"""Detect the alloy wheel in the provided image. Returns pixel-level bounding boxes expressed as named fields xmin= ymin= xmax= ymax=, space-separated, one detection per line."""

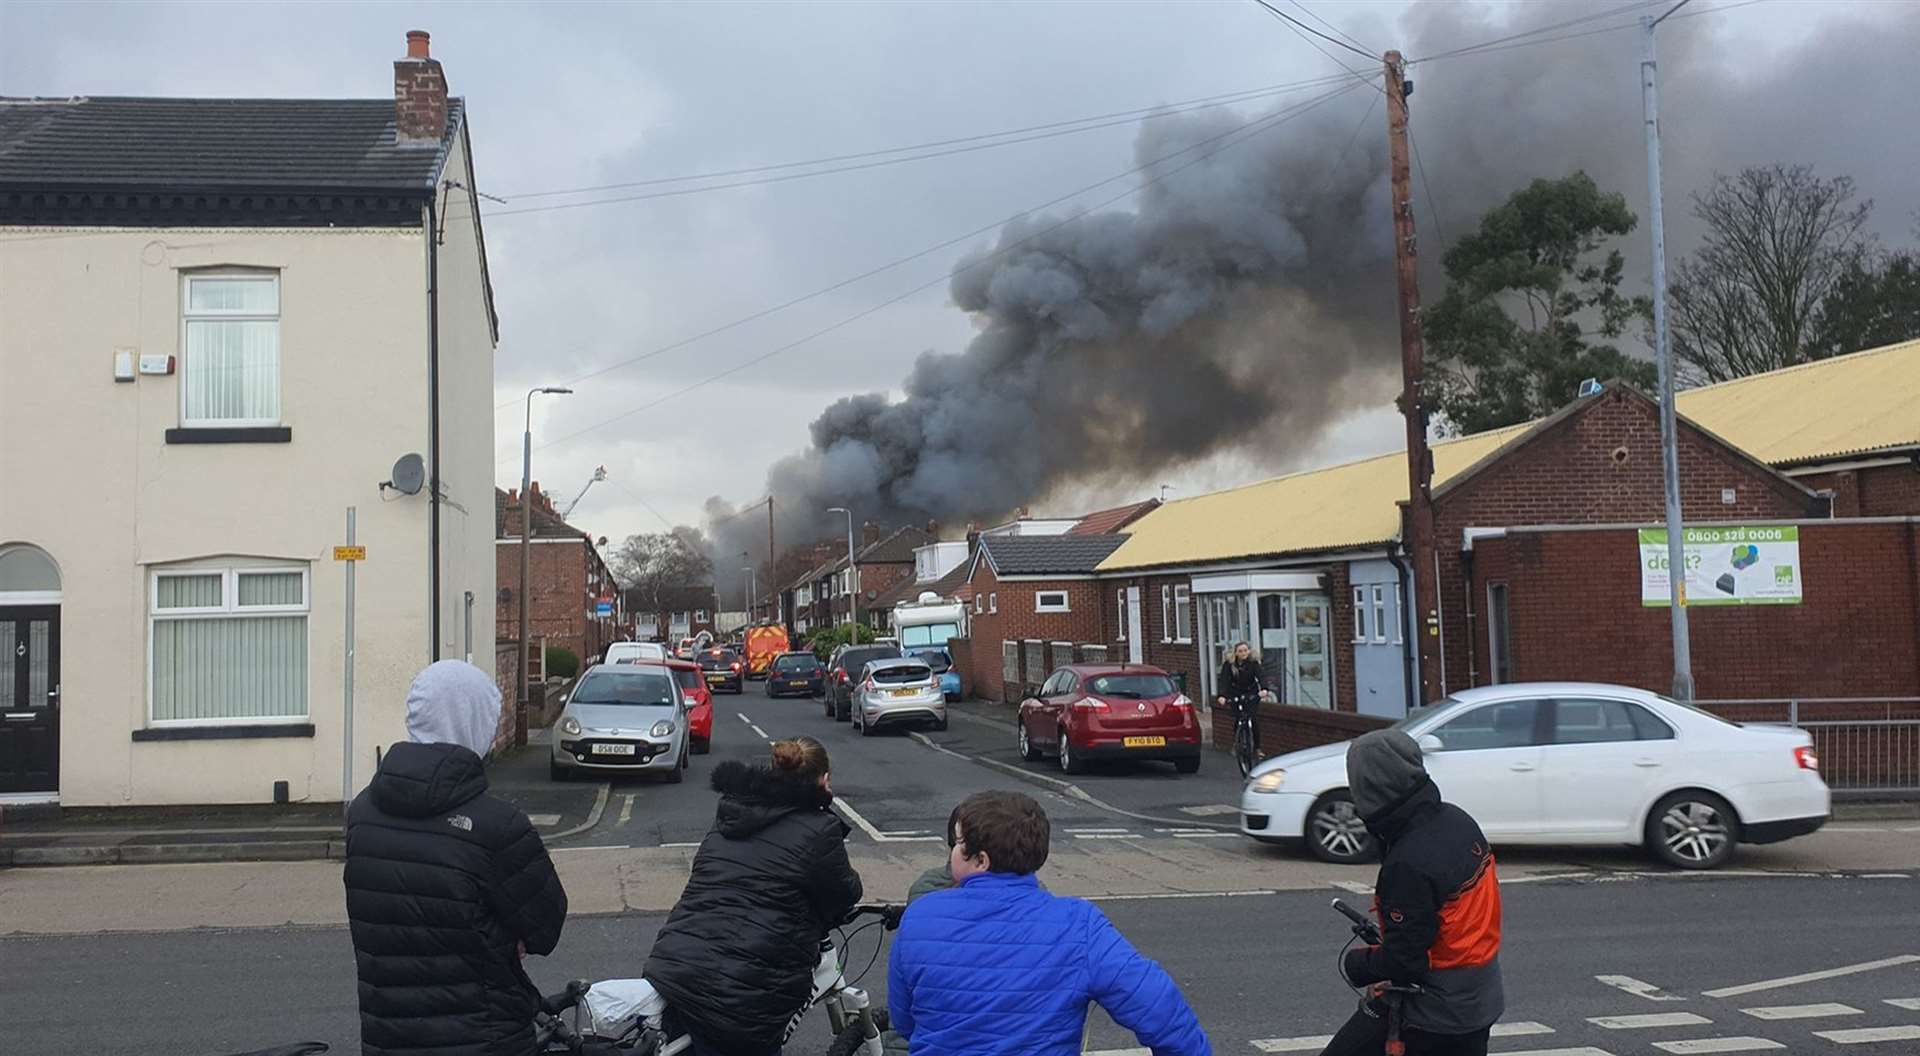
xmin=1310 ymin=797 xmax=1373 ymax=863
xmin=1660 ymin=800 xmax=1731 ymax=866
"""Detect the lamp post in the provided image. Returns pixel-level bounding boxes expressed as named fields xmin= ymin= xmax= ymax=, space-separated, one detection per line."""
xmin=519 ymin=385 xmax=572 ymax=746
xmin=741 ymin=559 xmax=758 ymax=627
xmin=827 ymin=506 xmax=855 ymax=635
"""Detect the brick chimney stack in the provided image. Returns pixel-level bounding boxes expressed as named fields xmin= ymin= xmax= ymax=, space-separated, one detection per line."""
xmin=394 ymin=30 xmax=448 ymax=144
xmin=861 ymin=521 xmax=882 ymax=548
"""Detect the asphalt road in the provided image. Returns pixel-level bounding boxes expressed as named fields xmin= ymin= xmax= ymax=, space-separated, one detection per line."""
xmin=6 ymin=873 xmax=1918 ymax=1055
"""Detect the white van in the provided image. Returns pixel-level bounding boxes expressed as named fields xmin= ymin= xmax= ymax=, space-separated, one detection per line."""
xmin=604 ymin=641 xmax=669 ymax=665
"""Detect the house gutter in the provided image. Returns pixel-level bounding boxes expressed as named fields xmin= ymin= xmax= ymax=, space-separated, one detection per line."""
xmin=1385 ymin=546 xmax=1418 ymax=716
xmin=426 ymin=194 xmax=442 ymax=661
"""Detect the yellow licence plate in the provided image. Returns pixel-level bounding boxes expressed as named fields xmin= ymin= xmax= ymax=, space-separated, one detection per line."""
xmin=1123 ymin=736 xmax=1166 ymax=748
xmin=889 ymin=688 xmax=920 ymax=698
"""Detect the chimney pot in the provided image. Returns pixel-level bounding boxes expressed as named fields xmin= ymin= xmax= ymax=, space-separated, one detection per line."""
xmin=394 ymin=31 xmax=448 ymax=143
xmin=406 ymin=30 xmax=431 ymax=59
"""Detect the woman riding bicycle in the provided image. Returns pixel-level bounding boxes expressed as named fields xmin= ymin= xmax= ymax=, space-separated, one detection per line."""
xmin=1216 ymin=642 xmax=1267 ymax=764
xmin=643 ymin=736 xmax=863 ymax=1056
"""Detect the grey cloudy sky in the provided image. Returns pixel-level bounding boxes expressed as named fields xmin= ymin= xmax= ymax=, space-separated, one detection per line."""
xmin=5 ymin=0 xmax=1914 ymax=572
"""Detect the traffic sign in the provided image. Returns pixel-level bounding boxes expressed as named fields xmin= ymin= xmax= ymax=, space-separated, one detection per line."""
xmin=333 ymin=546 xmax=367 ymax=561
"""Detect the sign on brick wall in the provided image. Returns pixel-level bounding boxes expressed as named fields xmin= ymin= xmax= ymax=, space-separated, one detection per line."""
xmin=1639 ymin=524 xmax=1802 ymax=606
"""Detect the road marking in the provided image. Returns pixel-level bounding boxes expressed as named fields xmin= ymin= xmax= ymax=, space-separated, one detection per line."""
xmin=1589 ymin=1013 xmax=1713 ymax=1030
xmin=832 ymin=797 xmax=943 ymax=843
xmin=1074 ymin=833 xmax=1142 ymax=840
xmin=1178 ymin=804 xmax=1240 ymax=816
xmin=1885 ymin=998 xmax=1920 ymax=1010
xmin=1498 ymin=1049 xmax=1615 ymax=1056
xmin=1085 ymin=1049 xmax=1149 ymax=1056
xmin=1250 ymin=1035 xmax=1331 ymax=1052
xmin=905 ymin=732 xmax=1238 ymax=831
xmin=1652 ymin=1040 xmax=1784 ymax=1054
xmin=1171 ymin=831 xmax=1238 ymax=839
xmin=550 ymin=844 xmax=631 ymax=853
xmin=661 ymin=841 xmax=702 ymax=848
xmin=1703 ymin=954 xmax=1920 ymax=998
xmin=1068 ymin=827 xmax=1130 ymax=834
xmin=1814 ymin=1026 xmax=1920 ymax=1044
xmin=1250 ymin=1021 xmax=1551 ymax=1052
xmin=1089 ymin=889 xmax=1276 ymax=902
xmin=736 ymin=712 xmax=753 ymax=724
xmin=1739 ymin=1002 xmax=1862 ymax=1020
xmin=542 ymin=783 xmax=611 ymax=842
xmin=1503 ymin=872 xmax=1602 ymax=885
xmin=1598 ymin=975 xmax=1686 ymax=1002
xmin=750 ymin=724 xmax=769 ymax=739
xmin=527 ymin=813 xmax=562 ymax=827
xmin=1495 ymin=1022 xmax=1557 ymax=1037
xmin=1330 ymin=880 xmax=1374 ymax=894
xmin=616 ymin=795 xmax=635 ymax=828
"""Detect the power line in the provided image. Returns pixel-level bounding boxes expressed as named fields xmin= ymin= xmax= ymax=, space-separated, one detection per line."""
xmin=1408 ymin=124 xmax=1448 ymax=249
xmin=1248 ymin=0 xmax=1378 ymax=64
xmin=491 ymin=75 xmax=1357 ymax=411
xmin=503 ymin=80 xmax=1365 ymax=465
xmin=1651 ymin=0 xmax=1696 ymax=26
xmin=1409 ymin=0 xmax=1665 ymax=64
xmin=1409 ymin=0 xmax=1766 ymax=66
xmin=1289 ymin=0 xmax=1376 ymax=55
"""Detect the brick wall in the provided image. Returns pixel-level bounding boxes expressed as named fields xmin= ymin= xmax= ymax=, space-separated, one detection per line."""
xmin=946 ymin=636 xmax=975 ymax=697
xmin=497 ymin=539 xmax=610 ymax=667
xmin=1798 ymin=463 xmax=1920 ymax=517
xmin=1470 ymin=521 xmax=1920 ymax=699
xmin=860 ymin=563 xmax=914 ymax=626
xmin=1430 ymin=388 xmax=1818 ymax=699
xmin=962 ymin=564 xmax=1105 ymax=701
xmin=490 ymin=641 xmax=520 ymax=757
xmin=1214 ymin=701 xmax=1390 ymax=757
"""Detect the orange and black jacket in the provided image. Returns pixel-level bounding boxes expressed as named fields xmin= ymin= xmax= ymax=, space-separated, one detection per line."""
xmin=1348 ymin=778 xmax=1506 ymax=1035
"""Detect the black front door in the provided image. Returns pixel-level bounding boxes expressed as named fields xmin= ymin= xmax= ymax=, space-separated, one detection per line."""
xmin=0 ymin=606 xmax=59 ymax=794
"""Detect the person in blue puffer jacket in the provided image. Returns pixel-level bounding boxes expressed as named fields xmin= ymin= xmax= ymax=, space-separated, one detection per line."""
xmin=887 ymin=790 xmax=1211 ymax=1056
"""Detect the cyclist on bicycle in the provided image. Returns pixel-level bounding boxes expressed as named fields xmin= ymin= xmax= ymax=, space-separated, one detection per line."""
xmin=1216 ymin=641 xmax=1267 ymax=754
xmin=643 ymin=736 xmax=863 ymax=1056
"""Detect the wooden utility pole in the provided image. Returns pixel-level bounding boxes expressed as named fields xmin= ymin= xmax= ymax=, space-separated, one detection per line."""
xmin=1385 ymin=50 xmax=1442 ymax=705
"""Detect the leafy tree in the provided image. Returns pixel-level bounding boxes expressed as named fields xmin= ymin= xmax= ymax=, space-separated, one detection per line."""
xmin=609 ymin=530 xmax=713 ymax=617
xmin=804 ymin=622 xmax=877 ymax=661
xmin=1669 ymin=165 xmax=1873 ymax=382
xmin=1423 ymin=171 xmax=1654 ymax=434
xmin=1806 ymin=250 xmax=1920 ymax=359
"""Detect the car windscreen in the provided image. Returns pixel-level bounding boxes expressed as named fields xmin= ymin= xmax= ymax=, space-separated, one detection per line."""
xmin=900 ymin=623 xmax=959 ymax=648
xmin=872 ymin=665 xmax=933 ymax=684
xmin=1086 ymin=673 xmax=1176 ymax=698
xmin=914 ymin=650 xmax=953 ymax=674
xmin=571 ymin=670 xmax=676 ymax=707
xmin=774 ymin=654 xmax=821 ymax=673
xmin=840 ymin=647 xmax=902 ymax=671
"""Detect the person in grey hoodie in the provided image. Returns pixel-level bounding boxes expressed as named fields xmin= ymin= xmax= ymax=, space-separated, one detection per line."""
xmin=343 ymin=660 xmax=568 ymax=1056
xmin=1321 ymin=729 xmax=1505 ymax=1056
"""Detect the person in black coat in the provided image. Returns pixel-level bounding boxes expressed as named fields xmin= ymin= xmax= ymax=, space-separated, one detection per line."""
xmin=343 ymin=660 xmax=568 ymax=1056
xmin=1216 ymin=641 xmax=1268 ymax=749
xmin=644 ymin=736 xmax=864 ymax=1056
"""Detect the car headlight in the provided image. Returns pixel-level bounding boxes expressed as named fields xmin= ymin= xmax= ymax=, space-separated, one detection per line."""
xmin=1250 ymin=770 xmax=1286 ymax=793
xmin=651 ymin=720 xmax=675 ymax=738
xmin=560 ymin=716 xmax=582 ymax=736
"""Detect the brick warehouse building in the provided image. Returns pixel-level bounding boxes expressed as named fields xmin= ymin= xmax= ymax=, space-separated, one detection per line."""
xmin=495 ymin=485 xmax=619 ymax=670
xmin=956 ymin=340 xmax=1920 ymax=758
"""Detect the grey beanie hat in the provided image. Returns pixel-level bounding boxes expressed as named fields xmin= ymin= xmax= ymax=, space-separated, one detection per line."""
xmin=1346 ymin=729 xmax=1428 ymax=820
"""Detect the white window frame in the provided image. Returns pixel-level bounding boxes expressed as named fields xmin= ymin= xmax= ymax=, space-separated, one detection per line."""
xmin=1035 ymin=590 xmax=1070 ymax=613
xmin=1160 ymin=585 xmax=1172 ymax=642
xmin=989 ymin=592 xmax=998 ymax=614
xmin=1371 ymin=585 xmax=1389 ymax=644
xmin=180 ymin=271 xmax=283 ymax=428
xmin=1394 ymin=583 xmax=1405 ymax=644
xmin=1115 ymin=588 xmax=1128 ymax=642
xmin=1173 ymin=584 xmax=1193 ymax=643
xmin=147 ymin=563 xmax=311 ymax=727
xmin=1351 ymin=585 xmax=1368 ymax=643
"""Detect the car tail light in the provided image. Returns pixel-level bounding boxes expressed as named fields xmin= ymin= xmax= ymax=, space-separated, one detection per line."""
xmin=1071 ymin=697 xmax=1108 ymax=712
xmin=1794 ymin=745 xmax=1820 ymax=771
xmin=1169 ymin=694 xmax=1193 ymax=711
xmin=732 ymin=662 xmax=742 ymax=672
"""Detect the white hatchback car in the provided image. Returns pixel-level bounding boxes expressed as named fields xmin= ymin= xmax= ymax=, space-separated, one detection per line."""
xmin=604 ymin=641 xmax=669 ymax=665
xmin=1241 ymin=683 xmax=1829 ymax=870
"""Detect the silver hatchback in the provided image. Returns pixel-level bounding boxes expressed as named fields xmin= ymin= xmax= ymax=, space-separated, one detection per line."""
xmin=852 ymin=658 xmax=948 ymax=736
xmin=550 ymin=664 xmax=690 ymax=782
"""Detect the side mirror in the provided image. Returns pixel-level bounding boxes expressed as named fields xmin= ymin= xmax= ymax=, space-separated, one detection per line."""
xmin=1417 ymin=734 xmax=1444 ymax=754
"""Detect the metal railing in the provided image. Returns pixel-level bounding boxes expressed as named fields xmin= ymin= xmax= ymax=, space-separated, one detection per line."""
xmin=1698 ymin=698 xmax=1920 ymax=795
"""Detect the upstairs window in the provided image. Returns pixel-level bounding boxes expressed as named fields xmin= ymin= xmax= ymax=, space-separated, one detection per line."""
xmin=182 ymin=274 xmax=281 ymax=427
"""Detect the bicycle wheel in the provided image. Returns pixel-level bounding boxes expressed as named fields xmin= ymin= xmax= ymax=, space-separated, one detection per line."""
xmin=1235 ymin=721 xmax=1258 ymax=777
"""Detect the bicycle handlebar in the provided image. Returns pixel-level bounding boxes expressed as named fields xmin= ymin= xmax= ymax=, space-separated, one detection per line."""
xmin=847 ymin=901 xmax=908 ymax=930
xmin=1331 ymin=898 xmax=1382 ymax=945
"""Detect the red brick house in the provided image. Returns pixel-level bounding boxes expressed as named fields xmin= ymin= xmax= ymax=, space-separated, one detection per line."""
xmin=496 ymin=485 xmax=619 ymax=669
xmin=626 ymin=584 xmax=718 ymax=643
xmin=958 ymin=534 xmax=1130 ymax=703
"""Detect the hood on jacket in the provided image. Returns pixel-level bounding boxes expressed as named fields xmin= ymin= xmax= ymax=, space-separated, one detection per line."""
xmin=406 ymin=660 xmax=502 ymax=757
xmin=370 ymin=740 xmax=489 ymax=818
xmin=709 ymin=759 xmax=832 ymax=838
xmin=1347 ymin=729 xmax=1429 ymax=820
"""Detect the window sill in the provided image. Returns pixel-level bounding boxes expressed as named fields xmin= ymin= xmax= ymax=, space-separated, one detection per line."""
xmin=165 ymin=427 xmax=292 ymax=445
xmin=133 ymin=723 xmax=314 ymax=742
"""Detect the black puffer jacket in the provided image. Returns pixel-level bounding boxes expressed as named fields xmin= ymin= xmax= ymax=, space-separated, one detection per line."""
xmin=644 ymin=760 xmax=864 ymax=1052
xmin=1217 ymin=657 xmax=1265 ymax=703
xmin=343 ymin=742 xmax=568 ymax=1056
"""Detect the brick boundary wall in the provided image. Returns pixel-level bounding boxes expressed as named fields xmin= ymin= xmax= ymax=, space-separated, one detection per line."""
xmin=1210 ymin=701 xmax=1390 ymax=757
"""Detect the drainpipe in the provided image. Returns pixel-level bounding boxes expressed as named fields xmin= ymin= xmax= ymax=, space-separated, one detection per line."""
xmin=1385 ymin=547 xmax=1417 ymax=716
xmin=1461 ymin=546 xmax=1477 ymax=688
xmin=426 ymin=195 xmax=443 ymax=661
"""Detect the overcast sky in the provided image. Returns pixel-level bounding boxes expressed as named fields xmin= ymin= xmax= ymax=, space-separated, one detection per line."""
xmin=5 ymin=0 xmax=1914 ymax=563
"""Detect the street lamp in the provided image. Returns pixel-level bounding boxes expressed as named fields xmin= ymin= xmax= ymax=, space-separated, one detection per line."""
xmin=518 ymin=385 xmax=572 ymax=747
xmin=741 ymin=556 xmax=757 ymax=627
xmin=827 ymin=506 xmax=856 ymax=636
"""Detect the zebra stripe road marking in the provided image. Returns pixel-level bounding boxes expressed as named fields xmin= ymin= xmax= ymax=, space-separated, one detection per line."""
xmin=1813 ymin=1026 xmax=1920 ymax=1044
xmin=1596 ymin=974 xmax=1685 ymax=1001
xmin=1588 ymin=1013 xmax=1713 ymax=1030
xmin=1885 ymin=998 xmax=1920 ymax=1010
xmin=1651 ymin=1039 xmax=1785 ymax=1054
xmin=1739 ymin=1002 xmax=1862 ymax=1020
xmin=1703 ymin=954 xmax=1920 ymax=998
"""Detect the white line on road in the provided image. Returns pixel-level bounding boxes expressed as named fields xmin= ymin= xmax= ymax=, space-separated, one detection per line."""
xmin=905 ymin=731 xmax=1238 ymax=831
xmin=1249 ymin=1034 xmax=1331 ymax=1052
xmin=1494 ymin=1022 xmax=1557 ymax=1038
xmin=1088 ymin=889 xmax=1277 ymax=902
xmin=1170 ymin=831 xmax=1238 ymax=839
xmin=1597 ymin=974 xmax=1686 ymax=1002
xmin=616 ymin=794 xmax=635 ymax=828
xmin=550 ymin=844 xmax=631 ymax=853
xmin=1178 ymin=804 xmax=1240 ymax=816
xmin=736 ymin=712 xmax=753 ymax=724
xmin=1503 ymin=872 xmax=1603 ymax=885
xmin=661 ymin=841 xmax=702 ymax=848
xmin=833 ymin=797 xmax=944 ymax=843
xmin=750 ymin=724 xmax=769 ymax=739
xmin=1589 ymin=1013 xmax=1713 ymax=1030
xmin=1074 ymin=833 xmax=1142 ymax=840
xmin=543 ymin=782 xmax=610 ymax=842
xmin=1739 ymin=1002 xmax=1862 ymax=1020
xmin=1330 ymin=880 xmax=1374 ymax=894
xmin=1068 ymin=827 xmax=1130 ymax=834
xmin=1885 ymin=998 xmax=1920 ymax=1010
xmin=527 ymin=813 xmax=562 ymax=827
xmin=1813 ymin=1026 xmax=1920 ymax=1045
xmin=1652 ymin=1039 xmax=1784 ymax=1054
xmin=1498 ymin=1049 xmax=1616 ymax=1056
xmin=1703 ymin=954 xmax=1920 ymax=998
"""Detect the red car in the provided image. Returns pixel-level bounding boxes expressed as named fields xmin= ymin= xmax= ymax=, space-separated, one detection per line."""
xmin=1017 ymin=663 xmax=1200 ymax=775
xmin=639 ymin=658 xmax=714 ymax=754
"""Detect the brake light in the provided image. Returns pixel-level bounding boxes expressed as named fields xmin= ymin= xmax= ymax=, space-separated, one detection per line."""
xmin=837 ymin=670 xmax=848 ymax=682
xmin=732 ymin=662 xmax=742 ymax=672
xmin=1169 ymin=694 xmax=1193 ymax=711
xmin=1071 ymin=697 xmax=1108 ymax=712
xmin=1794 ymin=745 xmax=1820 ymax=771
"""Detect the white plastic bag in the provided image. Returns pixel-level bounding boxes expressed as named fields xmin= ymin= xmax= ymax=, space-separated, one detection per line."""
xmin=581 ymin=977 xmax=666 ymax=1037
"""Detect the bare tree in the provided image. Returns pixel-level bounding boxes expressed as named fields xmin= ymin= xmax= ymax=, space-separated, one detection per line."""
xmin=1669 ymin=165 xmax=1873 ymax=383
xmin=610 ymin=530 xmax=714 ymax=618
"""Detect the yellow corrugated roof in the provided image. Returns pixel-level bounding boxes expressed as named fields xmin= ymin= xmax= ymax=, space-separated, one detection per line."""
xmin=1669 ymin=338 xmax=1920 ymax=465
xmin=1099 ymin=338 xmax=1920 ymax=572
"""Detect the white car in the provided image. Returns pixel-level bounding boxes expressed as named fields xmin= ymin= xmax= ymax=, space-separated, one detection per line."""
xmin=605 ymin=641 xmax=668 ymax=665
xmin=1241 ymin=682 xmax=1829 ymax=870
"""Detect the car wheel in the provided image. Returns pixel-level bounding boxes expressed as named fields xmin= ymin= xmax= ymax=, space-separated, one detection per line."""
xmin=1058 ymin=728 xmax=1086 ymax=775
xmin=859 ymin=710 xmax=877 ymax=737
xmin=666 ymin=746 xmax=686 ymax=784
xmin=1174 ymin=756 xmax=1200 ymax=775
xmin=1306 ymin=791 xmax=1376 ymax=864
xmin=836 ymin=698 xmax=851 ymax=722
xmin=932 ymin=715 xmax=948 ymax=732
xmin=1648 ymin=790 xmax=1739 ymax=870
xmin=692 ymin=736 xmax=710 ymax=755
xmin=549 ymin=759 xmax=569 ymax=782
xmin=1019 ymin=722 xmax=1041 ymax=761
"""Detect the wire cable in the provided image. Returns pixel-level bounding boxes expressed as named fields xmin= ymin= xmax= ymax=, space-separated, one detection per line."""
xmin=1249 ymin=0 xmax=1378 ymax=63
xmin=1408 ymin=123 xmax=1448 ymax=249
xmin=1409 ymin=0 xmax=1765 ymax=66
xmin=1290 ymin=0 xmax=1376 ymax=55
xmin=1409 ymin=0 xmax=1664 ymax=63
xmin=502 ymin=80 xmax=1364 ymax=464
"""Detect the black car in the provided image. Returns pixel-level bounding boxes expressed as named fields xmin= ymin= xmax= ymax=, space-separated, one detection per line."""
xmin=766 ymin=651 xmax=826 ymax=699
xmin=824 ymin=643 xmax=904 ymax=721
xmin=698 ymin=648 xmax=745 ymax=694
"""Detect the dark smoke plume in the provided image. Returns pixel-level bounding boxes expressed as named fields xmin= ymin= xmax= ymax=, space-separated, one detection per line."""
xmin=716 ymin=0 xmax=1919 ymax=567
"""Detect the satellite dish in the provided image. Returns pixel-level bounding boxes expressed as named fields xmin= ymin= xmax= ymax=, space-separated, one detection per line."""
xmin=387 ymin=453 xmax=426 ymax=495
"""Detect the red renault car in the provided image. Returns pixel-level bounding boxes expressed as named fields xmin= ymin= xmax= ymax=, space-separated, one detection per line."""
xmin=1017 ymin=663 xmax=1200 ymax=775
xmin=638 ymin=658 xmax=714 ymax=754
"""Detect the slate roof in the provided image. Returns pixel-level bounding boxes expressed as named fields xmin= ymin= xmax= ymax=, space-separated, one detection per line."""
xmin=857 ymin=526 xmax=932 ymax=565
xmin=977 ymin=534 xmax=1129 ymax=576
xmin=0 ymin=96 xmax=463 ymax=191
